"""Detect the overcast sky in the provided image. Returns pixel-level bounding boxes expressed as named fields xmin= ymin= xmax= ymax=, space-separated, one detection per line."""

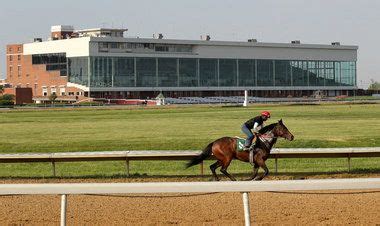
xmin=1 ymin=0 xmax=379 ymax=88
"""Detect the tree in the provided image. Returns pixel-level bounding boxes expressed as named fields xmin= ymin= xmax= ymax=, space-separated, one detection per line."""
xmin=0 ymin=85 xmax=3 ymax=95
xmin=0 ymin=94 xmax=14 ymax=106
xmin=49 ymin=93 xmax=58 ymax=104
xmin=368 ymin=79 xmax=380 ymax=90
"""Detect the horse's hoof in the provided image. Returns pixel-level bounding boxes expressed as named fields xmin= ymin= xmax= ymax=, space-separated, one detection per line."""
xmin=254 ymin=177 xmax=263 ymax=181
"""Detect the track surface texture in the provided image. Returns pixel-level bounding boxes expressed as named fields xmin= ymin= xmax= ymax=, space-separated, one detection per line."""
xmin=0 ymin=174 xmax=379 ymax=225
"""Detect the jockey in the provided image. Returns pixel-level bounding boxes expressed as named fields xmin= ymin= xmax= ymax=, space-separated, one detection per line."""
xmin=241 ymin=111 xmax=271 ymax=151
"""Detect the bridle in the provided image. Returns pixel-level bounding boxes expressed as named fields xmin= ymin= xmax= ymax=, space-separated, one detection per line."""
xmin=258 ymin=124 xmax=290 ymax=149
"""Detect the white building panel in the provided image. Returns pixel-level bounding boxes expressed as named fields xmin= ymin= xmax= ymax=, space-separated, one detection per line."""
xmin=192 ymin=45 xmax=357 ymax=61
xmin=23 ymin=37 xmax=91 ymax=57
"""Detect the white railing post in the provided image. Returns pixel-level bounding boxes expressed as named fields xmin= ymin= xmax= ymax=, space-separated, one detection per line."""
xmin=242 ymin=192 xmax=251 ymax=226
xmin=61 ymin=194 xmax=67 ymax=226
xmin=243 ymin=90 xmax=248 ymax=107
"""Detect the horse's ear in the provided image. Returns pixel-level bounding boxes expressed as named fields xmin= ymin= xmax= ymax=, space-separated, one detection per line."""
xmin=279 ymin=119 xmax=283 ymax=124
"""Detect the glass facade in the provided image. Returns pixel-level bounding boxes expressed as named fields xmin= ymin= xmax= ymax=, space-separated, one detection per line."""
xmin=179 ymin=58 xmax=197 ymax=87
xmin=67 ymin=57 xmax=88 ymax=85
xmin=199 ymin=59 xmax=218 ymax=86
xmin=68 ymin=57 xmax=356 ymax=88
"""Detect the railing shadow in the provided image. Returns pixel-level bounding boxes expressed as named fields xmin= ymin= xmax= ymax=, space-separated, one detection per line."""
xmin=0 ymin=168 xmax=379 ymax=181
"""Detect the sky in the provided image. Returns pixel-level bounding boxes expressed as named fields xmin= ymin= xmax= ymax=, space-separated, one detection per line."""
xmin=0 ymin=0 xmax=379 ymax=88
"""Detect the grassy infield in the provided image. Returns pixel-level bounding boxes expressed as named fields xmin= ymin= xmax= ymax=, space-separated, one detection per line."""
xmin=0 ymin=102 xmax=379 ymax=179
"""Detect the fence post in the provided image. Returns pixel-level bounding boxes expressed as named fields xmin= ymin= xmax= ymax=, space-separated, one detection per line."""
xmin=242 ymin=192 xmax=251 ymax=226
xmin=52 ymin=161 xmax=56 ymax=177
xmin=347 ymin=154 xmax=351 ymax=173
xmin=125 ymin=158 xmax=130 ymax=177
xmin=60 ymin=194 xmax=67 ymax=226
xmin=275 ymin=158 xmax=278 ymax=174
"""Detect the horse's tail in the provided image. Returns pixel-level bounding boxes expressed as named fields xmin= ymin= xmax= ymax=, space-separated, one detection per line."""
xmin=186 ymin=142 xmax=214 ymax=168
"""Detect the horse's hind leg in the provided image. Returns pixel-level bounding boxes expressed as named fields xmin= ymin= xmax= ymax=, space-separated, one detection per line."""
xmin=210 ymin=161 xmax=221 ymax=181
xmin=220 ymin=159 xmax=236 ymax=181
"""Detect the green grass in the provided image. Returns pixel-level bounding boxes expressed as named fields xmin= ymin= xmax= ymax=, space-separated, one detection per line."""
xmin=0 ymin=103 xmax=379 ymax=178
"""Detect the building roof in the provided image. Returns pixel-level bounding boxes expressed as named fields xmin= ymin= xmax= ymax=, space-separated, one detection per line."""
xmin=76 ymin=28 xmax=128 ymax=32
xmin=91 ymin=36 xmax=358 ymax=50
xmin=51 ymin=25 xmax=74 ymax=32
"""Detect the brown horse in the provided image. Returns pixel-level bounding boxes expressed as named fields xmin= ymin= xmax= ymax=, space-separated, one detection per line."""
xmin=186 ymin=119 xmax=294 ymax=181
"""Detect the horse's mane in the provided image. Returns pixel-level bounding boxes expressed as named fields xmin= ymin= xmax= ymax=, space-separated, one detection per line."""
xmin=259 ymin=122 xmax=277 ymax=134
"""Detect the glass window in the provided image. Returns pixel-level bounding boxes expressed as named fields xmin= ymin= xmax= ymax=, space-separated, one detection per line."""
xmin=136 ymin=58 xmax=156 ymax=87
xmin=155 ymin=46 xmax=169 ymax=52
xmin=114 ymin=58 xmax=135 ymax=87
xmin=341 ymin=61 xmax=356 ymax=86
xmin=68 ymin=57 xmax=88 ymax=86
xmin=110 ymin=43 xmax=118 ymax=48
xmin=17 ymin=66 xmax=21 ymax=77
xmin=274 ymin=60 xmax=291 ymax=86
xmin=238 ymin=59 xmax=255 ymax=87
xmin=291 ymin=61 xmax=307 ymax=86
xmin=325 ymin=61 xmax=335 ymax=86
xmin=334 ymin=62 xmax=341 ymax=86
xmin=32 ymin=53 xmax=67 ymax=76
xmin=158 ymin=58 xmax=177 ymax=87
xmin=316 ymin=61 xmax=325 ymax=86
xmin=257 ymin=60 xmax=273 ymax=86
xmin=219 ymin=59 xmax=237 ymax=86
xmin=179 ymin=58 xmax=197 ymax=87
xmin=199 ymin=59 xmax=217 ymax=86
xmin=308 ymin=61 xmax=318 ymax=86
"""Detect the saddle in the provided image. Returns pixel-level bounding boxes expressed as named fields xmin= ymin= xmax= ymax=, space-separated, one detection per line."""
xmin=236 ymin=137 xmax=257 ymax=152
xmin=236 ymin=136 xmax=258 ymax=166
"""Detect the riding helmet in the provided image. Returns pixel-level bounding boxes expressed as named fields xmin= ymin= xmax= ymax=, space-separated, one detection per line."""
xmin=261 ymin=111 xmax=271 ymax=118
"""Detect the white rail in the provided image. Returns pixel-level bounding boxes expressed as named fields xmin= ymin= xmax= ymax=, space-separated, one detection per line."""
xmin=0 ymin=178 xmax=379 ymax=226
xmin=0 ymin=148 xmax=379 ymax=176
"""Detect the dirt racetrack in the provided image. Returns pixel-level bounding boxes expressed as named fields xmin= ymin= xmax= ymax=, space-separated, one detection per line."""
xmin=0 ymin=174 xmax=379 ymax=225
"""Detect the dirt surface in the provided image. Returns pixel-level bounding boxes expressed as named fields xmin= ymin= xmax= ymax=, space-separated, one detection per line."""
xmin=0 ymin=174 xmax=379 ymax=225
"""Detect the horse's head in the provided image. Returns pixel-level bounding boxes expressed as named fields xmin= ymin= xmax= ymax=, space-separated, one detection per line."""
xmin=274 ymin=119 xmax=294 ymax=141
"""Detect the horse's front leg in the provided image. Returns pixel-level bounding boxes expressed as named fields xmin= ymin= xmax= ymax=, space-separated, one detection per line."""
xmin=255 ymin=164 xmax=269 ymax=181
xmin=220 ymin=168 xmax=236 ymax=181
xmin=247 ymin=164 xmax=259 ymax=180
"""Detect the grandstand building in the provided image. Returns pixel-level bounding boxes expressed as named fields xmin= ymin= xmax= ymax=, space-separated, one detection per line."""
xmin=6 ymin=25 xmax=357 ymax=101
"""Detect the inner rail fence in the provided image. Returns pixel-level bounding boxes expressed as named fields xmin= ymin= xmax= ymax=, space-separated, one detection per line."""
xmin=0 ymin=147 xmax=379 ymax=177
xmin=0 ymin=178 xmax=379 ymax=226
